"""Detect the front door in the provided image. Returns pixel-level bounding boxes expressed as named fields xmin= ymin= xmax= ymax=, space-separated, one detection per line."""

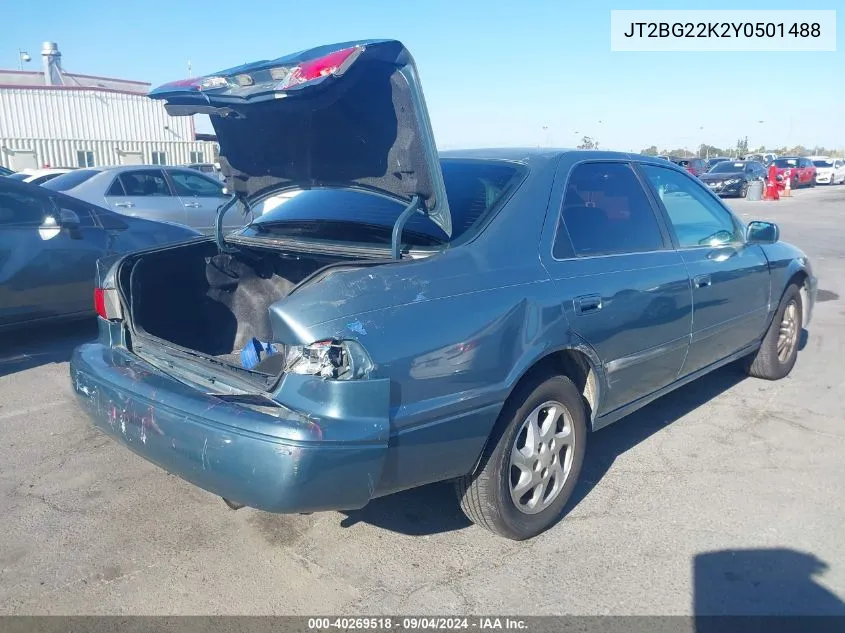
xmin=0 ymin=185 xmax=107 ymax=326
xmin=166 ymin=168 xmax=246 ymax=235
xmin=541 ymin=159 xmax=693 ymax=415
xmin=104 ymin=169 xmax=186 ymax=227
xmin=638 ymin=163 xmax=770 ymax=377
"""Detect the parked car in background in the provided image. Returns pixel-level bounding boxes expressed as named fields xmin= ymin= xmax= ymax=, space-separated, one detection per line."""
xmin=808 ymin=156 xmax=845 ymax=185
xmin=69 ymin=39 xmax=817 ymax=541
xmin=771 ymin=157 xmax=817 ymax=189
xmin=0 ymin=178 xmax=200 ymax=331
xmin=745 ymin=153 xmax=778 ymax=166
xmin=188 ymin=162 xmax=225 ymax=183
xmin=41 ymin=165 xmax=250 ymax=235
xmin=699 ymin=160 xmax=768 ymax=198
xmin=0 ymin=166 xmax=14 ymax=177
xmin=706 ymin=157 xmax=731 ymax=169
xmin=670 ymin=157 xmax=708 ymax=177
xmin=6 ymin=168 xmax=75 ymax=186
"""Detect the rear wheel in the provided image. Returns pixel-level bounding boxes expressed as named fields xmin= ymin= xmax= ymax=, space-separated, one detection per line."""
xmin=744 ymin=283 xmax=803 ymax=380
xmin=809 ymin=176 xmax=816 ymax=188
xmin=455 ymin=372 xmax=587 ymax=540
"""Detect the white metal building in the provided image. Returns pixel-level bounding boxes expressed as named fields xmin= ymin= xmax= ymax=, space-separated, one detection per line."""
xmin=0 ymin=42 xmax=217 ymax=171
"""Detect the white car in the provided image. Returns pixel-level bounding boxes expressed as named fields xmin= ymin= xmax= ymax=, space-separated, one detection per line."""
xmin=6 ymin=168 xmax=75 ymax=186
xmin=809 ymin=156 xmax=845 ymax=185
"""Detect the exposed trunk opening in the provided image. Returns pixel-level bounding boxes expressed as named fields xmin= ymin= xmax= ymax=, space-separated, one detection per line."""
xmin=120 ymin=240 xmax=374 ymax=383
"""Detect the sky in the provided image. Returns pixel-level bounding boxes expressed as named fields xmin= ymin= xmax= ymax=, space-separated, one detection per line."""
xmin=4 ymin=0 xmax=843 ymax=153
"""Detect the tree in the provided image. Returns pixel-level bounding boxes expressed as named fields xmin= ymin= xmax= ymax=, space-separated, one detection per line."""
xmin=736 ymin=136 xmax=749 ymax=156
xmin=640 ymin=145 xmax=658 ymax=156
xmin=577 ymin=136 xmax=598 ymax=150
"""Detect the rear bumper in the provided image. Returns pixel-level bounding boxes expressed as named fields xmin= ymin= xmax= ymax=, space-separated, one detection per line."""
xmin=69 ymin=342 xmax=390 ymax=513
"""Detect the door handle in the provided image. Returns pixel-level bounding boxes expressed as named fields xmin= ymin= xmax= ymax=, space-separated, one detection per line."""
xmin=183 ymin=202 xmax=201 ymax=208
xmin=574 ymin=294 xmax=602 ymax=315
xmin=113 ymin=202 xmax=135 ymax=208
xmin=694 ymin=274 xmax=712 ymax=288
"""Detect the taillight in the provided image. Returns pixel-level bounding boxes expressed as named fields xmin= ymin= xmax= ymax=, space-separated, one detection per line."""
xmin=94 ymin=287 xmax=122 ymax=321
xmin=276 ymin=46 xmax=364 ymax=90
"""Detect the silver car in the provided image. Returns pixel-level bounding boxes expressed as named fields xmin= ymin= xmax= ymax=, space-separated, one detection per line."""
xmin=41 ymin=165 xmax=249 ymax=234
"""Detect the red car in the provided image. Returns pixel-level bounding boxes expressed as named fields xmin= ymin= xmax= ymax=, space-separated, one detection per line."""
xmin=670 ymin=157 xmax=708 ymax=177
xmin=771 ymin=157 xmax=817 ymax=189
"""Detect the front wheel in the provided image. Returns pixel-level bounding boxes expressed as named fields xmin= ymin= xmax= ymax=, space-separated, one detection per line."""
xmin=744 ymin=283 xmax=803 ymax=380
xmin=739 ymin=182 xmax=749 ymax=198
xmin=455 ymin=372 xmax=587 ymax=540
xmin=809 ymin=177 xmax=816 ymax=188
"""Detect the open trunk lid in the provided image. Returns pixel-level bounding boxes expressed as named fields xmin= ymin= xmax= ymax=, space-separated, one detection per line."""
xmin=148 ymin=39 xmax=452 ymax=237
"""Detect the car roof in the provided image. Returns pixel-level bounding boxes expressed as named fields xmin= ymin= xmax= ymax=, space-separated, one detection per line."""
xmin=438 ymin=148 xmax=676 ymax=167
xmin=80 ymin=164 xmax=202 ymax=174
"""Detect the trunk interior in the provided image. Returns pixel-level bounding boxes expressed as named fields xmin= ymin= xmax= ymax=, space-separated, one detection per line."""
xmin=122 ymin=240 xmax=367 ymax=372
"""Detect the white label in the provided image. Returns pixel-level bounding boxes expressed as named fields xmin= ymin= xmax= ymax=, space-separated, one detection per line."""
xmin=610 ymin=10 xmax=836 ymax=52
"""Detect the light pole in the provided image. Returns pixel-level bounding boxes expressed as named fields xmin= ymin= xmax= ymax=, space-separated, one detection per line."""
xmin=17 ymin=49 xmax=31 ymax=71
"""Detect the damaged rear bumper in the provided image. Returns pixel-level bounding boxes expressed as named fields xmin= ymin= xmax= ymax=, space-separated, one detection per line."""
xmin=69 ymin=342 xmax=390 ymax=514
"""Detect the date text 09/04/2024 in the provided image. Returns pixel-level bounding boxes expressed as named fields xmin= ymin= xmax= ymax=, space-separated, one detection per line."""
xmin=307 ymin=618 xmax=528 ymax=631
xmin=623 ymin=22 xmax=821 ymax=39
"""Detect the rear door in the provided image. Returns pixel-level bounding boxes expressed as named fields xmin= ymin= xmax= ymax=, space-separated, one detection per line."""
xmin=165 ymin=168 xmax=246 ymax=234
xmin=540 ymin=159 xmax=693 ymax=415
xmin=638 ymin=163 xmax=770 ymax=376
xmin=104 ymin=169 xmax=186 ymax=227
xmin=0 ymin=183 xmax=108 ymax=326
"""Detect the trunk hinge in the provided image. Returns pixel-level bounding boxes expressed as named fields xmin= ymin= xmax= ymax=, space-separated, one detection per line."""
xmin=391 ymin=195 xmax=422 ymax=260
xmin=215 ymin=194 xmax=246 ymax=253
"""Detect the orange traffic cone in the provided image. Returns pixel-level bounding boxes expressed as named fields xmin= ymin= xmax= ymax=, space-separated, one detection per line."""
xmin=783 ymin=176 xmax=792 ymax=197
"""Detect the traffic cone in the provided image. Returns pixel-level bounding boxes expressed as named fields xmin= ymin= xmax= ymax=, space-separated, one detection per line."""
xmin=784 ymin=176 xmax=792 ymax=197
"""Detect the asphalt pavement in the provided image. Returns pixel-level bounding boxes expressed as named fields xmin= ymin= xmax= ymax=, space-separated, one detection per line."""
xmin=1 ymin=185 xmax=844 ymax=616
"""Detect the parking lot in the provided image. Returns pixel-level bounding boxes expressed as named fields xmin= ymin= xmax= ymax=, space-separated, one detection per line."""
xmin=1 ymin=185 xmax=843 ymax=616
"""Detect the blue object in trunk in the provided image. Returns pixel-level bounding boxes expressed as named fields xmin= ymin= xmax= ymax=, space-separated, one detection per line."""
xmin=241 ymin=338 xmax=278 ymax=370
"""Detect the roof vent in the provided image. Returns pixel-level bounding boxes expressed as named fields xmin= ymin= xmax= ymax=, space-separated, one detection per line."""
xmin=41 ymin=42 xmax=64 ymax=86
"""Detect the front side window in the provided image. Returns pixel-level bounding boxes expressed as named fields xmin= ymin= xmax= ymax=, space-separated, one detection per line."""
xmin=640 ymin=164 xmax=742 ymax=248
xmin=555 ymin=162 xmax=665 ymax=257
xmin=51 ymin=196 xmax=97 ymax=227
xmin=0 ymin=188 xmax=50 ymax=227
xmin=115 ymin=170 xmax=172 ymax=197
xmin=169 ymin=170 xmax=223 ymax=197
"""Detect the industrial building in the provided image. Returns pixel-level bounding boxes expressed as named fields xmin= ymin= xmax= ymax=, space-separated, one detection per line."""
xmin=0 ymin=42 xmax=217 ymax=171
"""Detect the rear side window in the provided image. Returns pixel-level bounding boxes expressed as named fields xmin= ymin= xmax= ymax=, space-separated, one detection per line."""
xmin=555 ymin=162 xmax=665 ymax=257
xmin=40 ymin=169 xmax=98 ymax=192
xmin=116 ymin=170 xmax=172 ymax=197
xmin=168 ymin=170 xmax=224 ymax=197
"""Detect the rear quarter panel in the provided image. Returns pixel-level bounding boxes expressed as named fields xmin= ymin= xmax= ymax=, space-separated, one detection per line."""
xmin=266 ymin=157 xmax=597 ymax=496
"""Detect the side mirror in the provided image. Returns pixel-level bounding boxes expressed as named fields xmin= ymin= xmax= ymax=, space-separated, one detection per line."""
xmin=59 ymin=208 xmax=81 ymax=229
xmin=747 ymin=221 xmax=779 ymax=244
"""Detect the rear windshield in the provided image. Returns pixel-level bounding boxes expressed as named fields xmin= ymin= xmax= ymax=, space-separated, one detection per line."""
xmin=41 ymin=169 xmax=99 ymax=191
xmin=242 ymin=160 xmax=525 ymax=248
xmin=773 ymin=159 xmax=799 ymax=168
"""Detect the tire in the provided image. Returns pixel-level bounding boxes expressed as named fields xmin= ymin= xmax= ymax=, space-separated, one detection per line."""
xmin=792 ymin=177 xmax=799 ymax=190
xmin=809 ymin=176 xmax=816 ymax=188
xmin=744 ymin=283 xmax=803 ymax=380
xmin=739 ymin=182 xmax=749 ymax=198
xmin=455 ymin=372 xmax=587 ymax=540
